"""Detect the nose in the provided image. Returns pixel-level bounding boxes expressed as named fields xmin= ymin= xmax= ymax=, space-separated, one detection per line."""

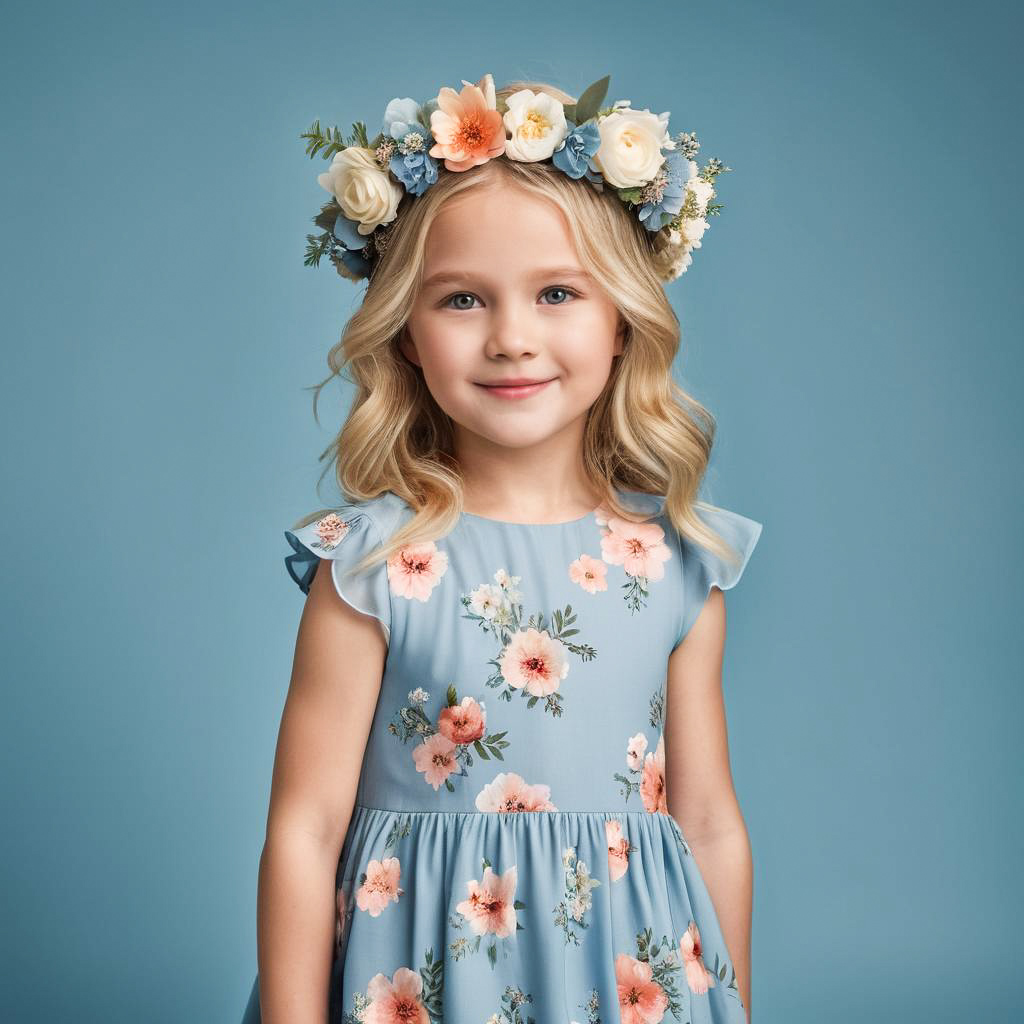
xmin=484 ymin=299 xmax=538 ymax=360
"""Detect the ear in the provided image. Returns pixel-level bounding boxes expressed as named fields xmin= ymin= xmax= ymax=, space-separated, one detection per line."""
xmin=397 ymin=326 xmax=421 ymax=367
xmin=613 ymin=315 xmax=628 ymax=356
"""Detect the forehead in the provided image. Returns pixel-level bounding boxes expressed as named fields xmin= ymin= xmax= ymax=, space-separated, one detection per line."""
xmin=421 ymin=187 xmax=585 ymax=281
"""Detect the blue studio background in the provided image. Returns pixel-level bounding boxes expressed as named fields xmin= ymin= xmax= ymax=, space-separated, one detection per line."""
xmin=3 ymin=2 xmax=1020 ymax=1021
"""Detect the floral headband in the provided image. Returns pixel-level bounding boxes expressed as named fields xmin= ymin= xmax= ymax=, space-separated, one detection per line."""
xmin=301 ymin=73 xmax=730 ymax=284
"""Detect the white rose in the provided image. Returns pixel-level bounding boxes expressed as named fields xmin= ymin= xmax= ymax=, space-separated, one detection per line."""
xmin=317 ymin=147 xmax=403 ymax=235
xmin=593 ymin=106 xmax=672 ymax=189
xmin=680 ymin=216 xmax=709 ymax=248
xmin=502 ymin=89 xmax=568 ymax=162
xmin=686 ymin=177 xmax=714 ymax=217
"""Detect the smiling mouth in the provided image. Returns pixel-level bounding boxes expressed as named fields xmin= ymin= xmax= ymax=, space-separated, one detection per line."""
xmin=474 ymin=378 xmax=556 ymax=399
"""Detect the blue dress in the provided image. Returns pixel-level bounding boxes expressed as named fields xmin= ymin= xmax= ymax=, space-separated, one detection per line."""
xmin=241 ymin=488 xmax=762 ymax=1024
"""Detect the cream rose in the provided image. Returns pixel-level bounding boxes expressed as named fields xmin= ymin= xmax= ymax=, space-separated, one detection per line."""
xmin=502 ymin=89 xmax=568 ymax=162
xmin=592 ymin=106 xmax=672 ymax=189
xmin=317 ymin=147 xmax=402 ymax=235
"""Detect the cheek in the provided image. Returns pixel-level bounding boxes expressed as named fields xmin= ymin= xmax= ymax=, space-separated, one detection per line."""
xmin=555 ymin=312 xmax=619 ymax=375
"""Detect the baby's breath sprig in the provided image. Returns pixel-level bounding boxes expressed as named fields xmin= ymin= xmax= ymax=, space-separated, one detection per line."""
xmin=674 ymin=130 xmax=700 ymax=160
xmin=699 ymin=156 xmax=731 ymax=184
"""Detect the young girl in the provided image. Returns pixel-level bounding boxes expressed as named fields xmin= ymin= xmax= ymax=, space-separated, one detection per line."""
xmin=241 ymin=73 xmax=762 ymax=1024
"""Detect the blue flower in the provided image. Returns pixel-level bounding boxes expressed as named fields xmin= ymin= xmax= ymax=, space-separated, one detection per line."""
xmin=637 ymin=149 xmax=688 ymax=233
xmin=551 ymin=121 xmax=601 ymax=180
xmin=333 ymin=213 xmax=374 ymax=278
xmin=382 ymin=97 xmax=439 ymax=197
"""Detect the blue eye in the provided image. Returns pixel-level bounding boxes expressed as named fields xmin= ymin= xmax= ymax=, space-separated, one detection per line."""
xmin=442 ymin=286 xmax=580 ymax=310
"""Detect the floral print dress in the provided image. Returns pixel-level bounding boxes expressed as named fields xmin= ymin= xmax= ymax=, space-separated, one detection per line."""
xmin=240 ymin=489 xmax=762 ymax=1024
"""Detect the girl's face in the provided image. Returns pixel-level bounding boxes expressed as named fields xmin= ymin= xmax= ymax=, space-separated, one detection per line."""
xmin=400 ymin=185 xmax=626 ymax=452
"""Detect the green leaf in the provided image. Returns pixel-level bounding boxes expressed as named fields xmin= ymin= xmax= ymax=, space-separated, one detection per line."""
xmin=447 ymin=683 xmax=457 ymax=706
xmin=574 ymin=75 xmax=611 ymax=124
xmin=474 ymin=739 xmax=489 ymax=760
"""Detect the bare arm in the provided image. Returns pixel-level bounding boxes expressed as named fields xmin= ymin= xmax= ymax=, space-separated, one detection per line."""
xmin=256 ymin=557 xmax=387 ymax=1024
xmin=665 ymin=586 xmax=753 ymax=1020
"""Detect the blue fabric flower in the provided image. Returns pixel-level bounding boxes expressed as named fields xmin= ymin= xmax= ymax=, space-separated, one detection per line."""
xmin=333 ymin=213 xmax=374 ymax=278
xmin=551 ymin=121 xmax=601 ymax=180
xmin=637 ymin=148 xmax=688 ymax=233
xmin=382 ymin=97 xmax=439 ymax=197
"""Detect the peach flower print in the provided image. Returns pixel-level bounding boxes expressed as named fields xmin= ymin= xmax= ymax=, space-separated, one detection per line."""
xmin=605 ymin=819 xmax=632 ymax=882
xmin=680 ymin=921 xmax=717 ymax=995
xmin=600 ymin=516 xmax=672 ymax=580
xmin=640 ymin=733 xmax=668 ymax=814
xmin=355 ymin=856 xmax=403 ymax=917
xmin=569 ymin=553 xmax=608 ymax=594
xmin=312 ymin=512 xmax=350 ymax=550
xmin=615 ymin=952 xmax=670 ymax=1024
xmin=386 ymin=540 xmax=449 ymax=602
xmin=364 ymin=966 xmax=429 ymax=1024
xmin=411 ymin=731 xmax=459 ymax=790
xmin=455 ymin=863 xmax=519 ymax=938
xmin=598 ymin=510 xmax=673 ymax=612
xmin=626 ymin=732 xmax=649 ymax=771
xmin=499 ymin=626 xmax=570 ymax=697
xmin=438 ymin=695 xmax=487 ymax=745
xmin=428 ymin=72 xmax=507 ymax=172
xmin=475 ymin=770 xmax=558 ymax=812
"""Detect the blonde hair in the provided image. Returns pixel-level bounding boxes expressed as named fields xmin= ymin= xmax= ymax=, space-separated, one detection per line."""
xmin=297 ymin=79 xmax=741 ymax=575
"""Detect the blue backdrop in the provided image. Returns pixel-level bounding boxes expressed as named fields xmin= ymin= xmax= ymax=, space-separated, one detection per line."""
xmin=3 ymin=1 xmax=1020 ymax=1021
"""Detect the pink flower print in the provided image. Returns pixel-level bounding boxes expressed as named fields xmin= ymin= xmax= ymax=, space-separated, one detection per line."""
xmin=605 ymin=820 xmax=631 ymax=882
xmin=475 ymin=770 xmax=558 ymax=812
xmin=313 ymin=512 xmax=350 ymax=550
xmin=386 ymin=540 xmax=449 ymax=602
xmin=569 ymin=553 xmax=608 ymax=594
xmin=499 ymin=627 xmax=569 ymax=697
xmin=600 ymin=516 xmax=672 ymax=582
xmin=679 ymin=921 xmax=717 ymax=995
xmin=428 ymin=72 xmax=507 ymax=172
xmin=455 ymin=863 xmax=519 ymax=938
xmin=640 ymin=733 xmax=668 ymax=814
xmin=438 ymin=695 xmax=487 ymax=745
xmin=615 ymin=952 xmax=670 ymax=1023
xmin=412 ymin=731 xmax=459 ymax=790
xmin=626 ymin=732 xmax=649 ymax=771
xmin=364 ymin=966 xmax=430 ymax=1024
xmin=355 ymin=856 xmax=403 ymax=917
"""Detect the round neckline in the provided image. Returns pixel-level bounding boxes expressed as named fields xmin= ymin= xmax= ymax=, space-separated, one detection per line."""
xmin=460 ymin=502 xmax=602 ymax=527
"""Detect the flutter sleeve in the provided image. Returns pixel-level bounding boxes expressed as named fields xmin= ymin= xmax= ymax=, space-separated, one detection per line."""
xmin=673 ymin=503 xmax=763 ymax=648
xmin=283 ymin=503 xmax=393 ymax=642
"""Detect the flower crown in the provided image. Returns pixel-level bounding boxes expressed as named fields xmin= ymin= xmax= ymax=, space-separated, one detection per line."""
xmin=302 ymin=73 xmax=730 ymax=285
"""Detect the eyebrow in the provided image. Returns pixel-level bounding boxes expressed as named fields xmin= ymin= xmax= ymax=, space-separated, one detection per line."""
xmin=421 ymin=265 xmax=592 ymax=289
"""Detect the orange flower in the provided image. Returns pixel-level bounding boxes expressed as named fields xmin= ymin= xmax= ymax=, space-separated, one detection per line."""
xmin=428 ymin=72 xmax=507 ymax=172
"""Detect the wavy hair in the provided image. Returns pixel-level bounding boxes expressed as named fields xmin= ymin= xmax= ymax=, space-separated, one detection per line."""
xmin=295 ymin=79 xmax=740 ymax=576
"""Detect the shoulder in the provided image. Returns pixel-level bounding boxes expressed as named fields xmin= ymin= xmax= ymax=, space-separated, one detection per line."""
xmin=660 ymin=497 xmax=764 ymax=647
xmin=288 ymin=491 xmax=413 ymax=548
xmin=283 ymin=491 xmax=415 ymax=596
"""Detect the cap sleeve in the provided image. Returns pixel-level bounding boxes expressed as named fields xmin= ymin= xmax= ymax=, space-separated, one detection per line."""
xmin=673 ymin=504 xmax=763 ymax=648
xmin=284 ymin=503 xmax=393 ymax=643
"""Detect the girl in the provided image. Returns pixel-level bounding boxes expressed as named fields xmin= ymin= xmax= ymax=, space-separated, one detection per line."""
xmin=242 ymin=74 xmax=762 ymax=1024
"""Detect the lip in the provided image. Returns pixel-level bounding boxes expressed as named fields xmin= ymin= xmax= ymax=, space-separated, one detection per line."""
xmin=475 ymin=377 xmax=556 ymax=400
